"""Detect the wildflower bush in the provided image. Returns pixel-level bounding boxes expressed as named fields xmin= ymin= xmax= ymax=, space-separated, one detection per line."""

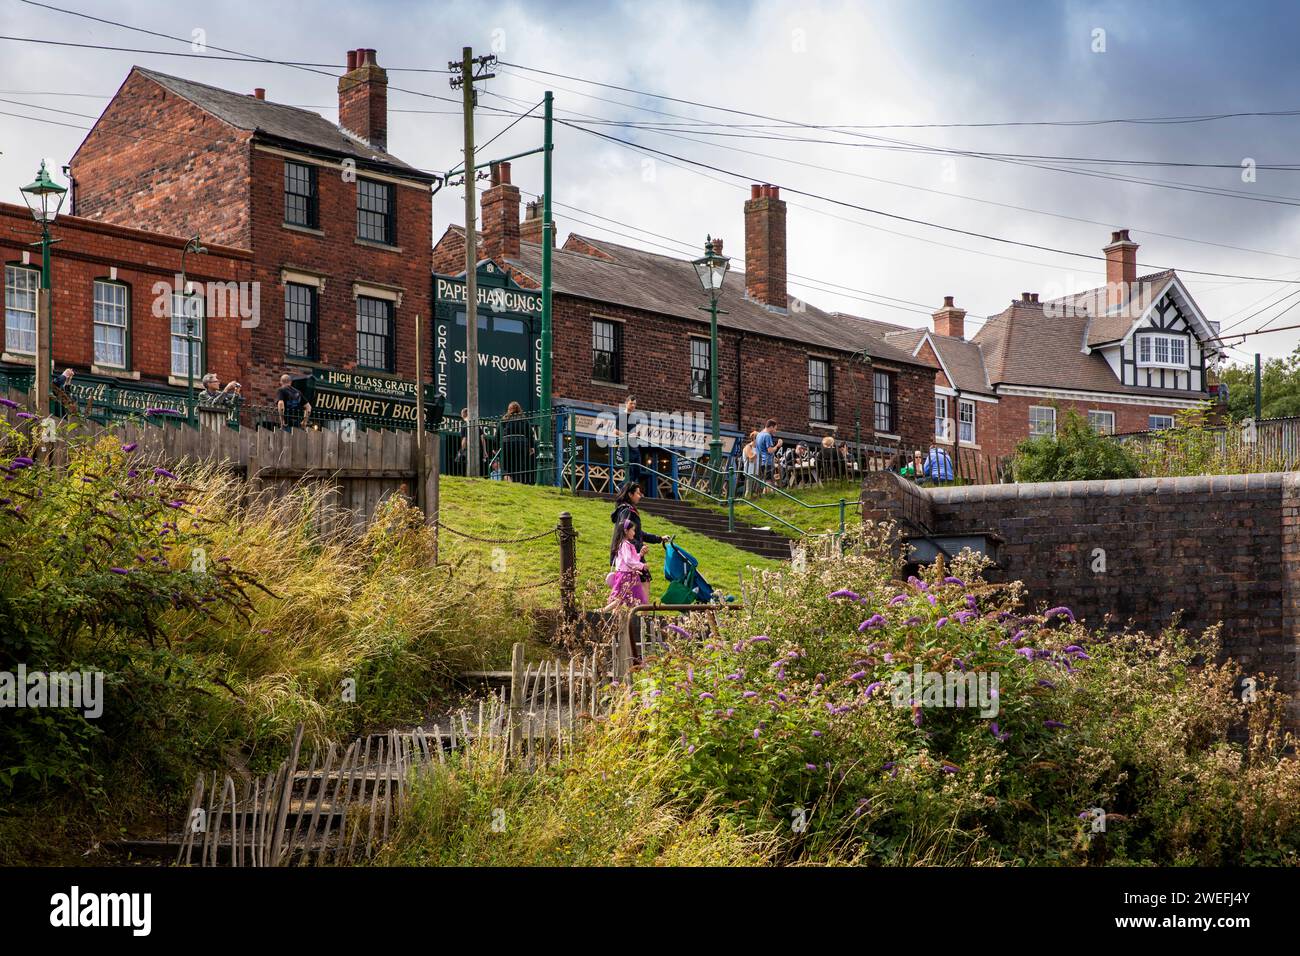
xmin=1012 ymin=408 xmax=1141 ymax=483
xmin=0 ymin=407 xmax=528 ymax=863
xmin=531 ymin=524 xmax=1297 ymax=866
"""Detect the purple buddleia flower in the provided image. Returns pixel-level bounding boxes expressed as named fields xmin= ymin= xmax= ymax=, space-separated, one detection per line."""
xmin=811 ymin=730 xmax=823 ymax=738
xmin=1015 ymin=647 xmax=1034 ymax=660
xmin=904 ymin=617 xmax=922 ymax=627
xmin=698 ymin=692 xmax=714 ymax=701
xmin=667 ymin=624 xmax=690 ymax=639
xmin=1044 ymin=606 xmax=1075 ymax=623
xmin=121 ymin=442 xmax=138 ymax=453
xmin=687 ymin=665 xmax=694 ymax=683
xmin=828 ymin=589 xmax=862 ymax=602
xmin=776 ymin=692 xmax=788 ymax=703
xmin=726 ymin=672 xmax=743 ymax=681
xmin=888 ymin=594 xmax=908 ymax=607
xmin=940 ymin=765 xmax=958 ymax=774
xmin=742 ymin=690 xmax=757 ymax=699
xmin=912 ymin=707 xmax=923 ymax=727
xmin=883 ymin=652 xmax=893 ymax=663
xmin=748 ymin=635 xmax=770 ymax=643
xmin=806 ymin=764 xmax=818 ymax=771
xmin=848 ymin=670 xmax=867 ymax=681
xmin=16 ymin=412 xmax=35 ymax=420
xmin=687 ymin=744 xmax=695 ymax=755
xmin=1044 ymin=719 xmax=1067 ymax=729
xmin=753 ymin=727 xmax=761 ymax=739
xmin=942 ymin=576 xmax=965 ymax=586
xmin=863 ymin=681 xmax=883 ymax=697
xmin=110 ymin=567 xmax=130 ymax=575
xmin=936 ymin=617 xmax=949 ymax=629
xmin=0 ymin=398 xmax=18 ymax=409
xmin=858 ymin=614 xmax=886 ymax=631
xmin=925 ymin=593 xmax=937 ymax=606
xmin=907 ymin=575 xmax=928 ymax=591
xmin=965 ymin=594 xmax=979 ymax=610
xmin=153 ymin=467 xmax=177 ymax=480
xmin=954 ymin=610 xmax=975 ymax=624
xmin=1011 ymin=629 xmax=1027 ymax=643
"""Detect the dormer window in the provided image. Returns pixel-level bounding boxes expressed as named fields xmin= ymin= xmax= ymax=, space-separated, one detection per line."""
xmin=1137 ymin=332 xmax=1187 ymax=369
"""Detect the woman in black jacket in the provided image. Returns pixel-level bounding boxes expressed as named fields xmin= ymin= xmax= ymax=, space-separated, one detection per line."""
xmin=499 ymin=400 xmax=534 ymax=483
xmin=610 ymin=482 xmax=669 ymax=565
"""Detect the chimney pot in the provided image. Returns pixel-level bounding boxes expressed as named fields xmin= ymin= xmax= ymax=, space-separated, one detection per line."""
xmin=520 ymin=200 xmax=553 ymax=247
xmin=490 ymin=161 xmax=511 ymax=186
xmin=744 ymin=181 xmax=788 ymax=310
xmin=338 ymin=46 xmax=388 ymax=150
xmin=1104 ymin=227 xmax=1139 ymax=309
xmin=253 ymin=88 xmax=265 ymax=100
xmin=711 ymin=238 xmax=723 ymax=255
xmin=1022 ymin=292 xmax=1032 ymax=302
xmin=943 ymin=295 xmax=954 ymax=308
xmin=1031 ymin=292 xmax=1039 ymax=303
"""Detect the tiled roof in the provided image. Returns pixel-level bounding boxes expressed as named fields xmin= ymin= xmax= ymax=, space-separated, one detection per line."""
xmin=1037 ymin=269 xmax=1178 ymax=347
xmin=497 ymin=235 xmax=928 ymax=367
xmin=884 ymin=328 xmax=996 ymax=396
xmin=134 ymin=67 xmax=432 ymax=180
xmin=972 ymin=298 xmax=1204 ymax=400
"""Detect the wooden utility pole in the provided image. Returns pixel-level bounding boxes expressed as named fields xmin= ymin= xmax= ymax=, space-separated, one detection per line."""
xmin=450 ymin=47 xmax=496 ymax=477
xmin=414 ymin=312 xmax=428 ymax=511
xmin=34 ymin=289 xmax=51 ymax=415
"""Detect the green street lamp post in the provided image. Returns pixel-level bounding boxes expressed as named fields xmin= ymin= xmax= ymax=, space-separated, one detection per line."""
xmin=179 ymin=236 xmax=207 ymax=423
xmin=19 ymin=161 xmax=68 ymax=413
xmin=691 ymin=235 xmax=730 ymax=479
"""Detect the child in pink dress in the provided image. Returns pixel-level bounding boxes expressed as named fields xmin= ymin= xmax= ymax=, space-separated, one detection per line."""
xmin=604 ymin=518 xmax=649 ymax=611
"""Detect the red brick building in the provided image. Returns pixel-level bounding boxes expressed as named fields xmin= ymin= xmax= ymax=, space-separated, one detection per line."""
xmin=434 ymin=169 xmax=936 ymax=466
xmin=1 ymin=201 xmax=250 ymax=412
xmin=870 ymin=230 xmax=1224 ymax=460
xmin=63 ymin=50 xmax=435 ymax=415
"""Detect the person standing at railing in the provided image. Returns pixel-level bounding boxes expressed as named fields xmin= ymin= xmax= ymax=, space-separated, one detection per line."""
xmin=741 ymin=430 xmax=759 ymax=496
xmin=500 ymin=400 xmax=534 ymax=484
xmin=922 ymin=444 xmax=955 ymax=484
xmin=198 ymin=373 xmax=240 ymax=408
xmin=621 ymin=396 xmax=645 ymax=489
xmin=754 ymin=419 xmax=782 ymax=491
xmin=276 ymin=373 xmax=312 ymax=432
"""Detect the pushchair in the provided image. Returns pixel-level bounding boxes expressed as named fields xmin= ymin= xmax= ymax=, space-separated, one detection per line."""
xmin=660 ymin=540 xmax=717 ymax=604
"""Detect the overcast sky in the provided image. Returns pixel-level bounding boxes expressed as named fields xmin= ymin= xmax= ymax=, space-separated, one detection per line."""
xmin=3 ymin=0 xmax=1300 ymax=367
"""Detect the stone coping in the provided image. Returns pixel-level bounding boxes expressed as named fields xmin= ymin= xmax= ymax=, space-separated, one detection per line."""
xmin=923 ymin=471 xmax=1300 ymax=504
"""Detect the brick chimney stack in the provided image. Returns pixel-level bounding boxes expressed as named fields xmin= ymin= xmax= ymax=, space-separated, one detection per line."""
xmin=932 ymin=295 xmax=966 ymax=339
xmin=520 ymin=200 xmax=553 ymax=247
xmin=480 ymin=161 xmax=521 ymax=261
xmin=338 ymin=47 xmax=388 ymax=150
xmin=744 ymin=183 xmax=787 ymax=311
xmin=1104 ymin=228 xmax=1139 ymax=310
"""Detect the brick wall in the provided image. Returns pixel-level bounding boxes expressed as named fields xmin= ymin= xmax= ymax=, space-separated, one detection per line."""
xmin=979 ymin=394 xmax=1197 ymax=459
xmin=245 ymin=149 xmax=433 ymax=405
xmin=549 ymin=293 xmax=933 ymax=449
xmin=70 ymin=70 xmax=253 ymax=248
xmin=0 ymin=203 xmax=251 ymax=387
xmin=862 ymin=471 xmax=1300 ymax=727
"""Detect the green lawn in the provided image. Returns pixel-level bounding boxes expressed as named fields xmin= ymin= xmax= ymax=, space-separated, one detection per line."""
xmin=437 ymin=477 xmax=778 ymax=608
xmin=695 ymin=480 xmax=863 ymax=538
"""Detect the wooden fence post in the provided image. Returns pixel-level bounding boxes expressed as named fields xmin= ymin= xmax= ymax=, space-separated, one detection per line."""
xmin=508 ymin=642 xmax=525 ymax=757
xmin=558 ymin=511 xmax=577 ymax=625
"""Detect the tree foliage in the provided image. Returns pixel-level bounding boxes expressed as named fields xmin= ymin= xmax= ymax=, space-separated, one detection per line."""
xmin=1011 ymin=408 xmax=1141 ymax=483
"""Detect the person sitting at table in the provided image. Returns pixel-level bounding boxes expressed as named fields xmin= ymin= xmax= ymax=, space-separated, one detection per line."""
xmin=922 ymin=444 xmax=955 ymax=484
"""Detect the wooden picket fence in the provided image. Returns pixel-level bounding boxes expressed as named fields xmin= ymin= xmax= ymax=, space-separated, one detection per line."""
xmin=177 ymin=643 xmax=613 ymax=867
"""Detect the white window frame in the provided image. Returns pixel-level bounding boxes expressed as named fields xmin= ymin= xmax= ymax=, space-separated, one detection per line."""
xmin=1136 ymin=332 xmax=1190 ymax=369
xmin=4 ymin=265 xmax=39 ymax=355
xmin=1029 ymin=405 xmax=1056 ymax=437
xmin=1149 ymin=414 xmax=1176 ymax=431
xmin=93 ymin=280 xmax=129 ymax=369
xmin=934 ymin=394 xmax=949 ymax=441
xmin=1087 ymin=410 xmax=1115 ymax=434
xmin=170 ymin=292 xmax=205 ymax=379
xmin=958 ymin=399 xmax=976 ymax=444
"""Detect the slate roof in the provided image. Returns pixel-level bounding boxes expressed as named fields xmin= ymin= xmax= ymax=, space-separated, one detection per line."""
xmin=493 ymin=235 xmax=928 ymax=367
xmin=884 ymin=328 xmax=996 ymax=396
xmin=133 ymin=67 xmax=433 ymax=180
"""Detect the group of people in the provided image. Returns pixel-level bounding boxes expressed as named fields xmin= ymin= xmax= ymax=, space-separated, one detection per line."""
xmin=901 ymin=445 xmax=955 ymax=484
xmin=450 ymin=400 xmax=537 ymax=482
xmin=739 ymin=420 xmax=860 ymax=492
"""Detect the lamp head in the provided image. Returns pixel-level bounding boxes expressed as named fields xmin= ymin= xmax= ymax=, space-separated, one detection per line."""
xmin=691 ymin=235 xmax=730 ymax=294
xmin=20 ymin=161 xmax=68 ymax=225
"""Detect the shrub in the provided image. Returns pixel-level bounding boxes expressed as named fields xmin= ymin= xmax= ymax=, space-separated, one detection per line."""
xmin=1012 ymin=408 xmax=1141 ymax=482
